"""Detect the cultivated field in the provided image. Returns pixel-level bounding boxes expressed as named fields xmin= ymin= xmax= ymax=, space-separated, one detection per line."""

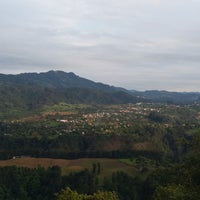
xmin=0 ymin=157 xmax=136 ymax=177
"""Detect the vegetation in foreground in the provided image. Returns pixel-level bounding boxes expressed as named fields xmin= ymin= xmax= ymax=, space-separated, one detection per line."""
xmin=0 ymin=145 xmax=200 ymax=200
xmin=55 ymin=188 xmax=119 ymax=200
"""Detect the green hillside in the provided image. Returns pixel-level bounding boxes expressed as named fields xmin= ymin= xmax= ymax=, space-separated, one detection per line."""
xmin=0 ymin=71 xmax=141 ymax=119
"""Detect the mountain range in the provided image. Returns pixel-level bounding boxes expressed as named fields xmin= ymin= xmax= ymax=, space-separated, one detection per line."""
xmin=0 ymin=70 xmax=200 ymax=119
xmin=131 ymin=90 xmax=200 ymax=104
xmin=0 ymin=71 xmax=140 ymax=119
xmin=0 ymin=70 xmax=124 ymax=92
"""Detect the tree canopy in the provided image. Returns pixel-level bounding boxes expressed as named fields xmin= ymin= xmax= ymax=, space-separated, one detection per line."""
xmin=55 ymin=187 xmax=119 ymax=200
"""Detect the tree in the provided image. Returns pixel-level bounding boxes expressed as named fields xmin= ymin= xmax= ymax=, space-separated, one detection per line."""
xmin=153 ymin=185 xmax=186 ymax=200
xmin=55 ymin=187 xmax=119 ymax=200
xmin=97 ymin=162 xmax=101 ymax=175
xmin=92 ymin=163 xmax=96 ymax=174
xmin=55 ymin=187 xmax=83 ymax=200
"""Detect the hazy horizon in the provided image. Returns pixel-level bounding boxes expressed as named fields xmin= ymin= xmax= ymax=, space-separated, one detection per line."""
xmin=1 ymin=0 xmax=200 ymax=92
xmin=0 ymin=69 xmax=199 ymax=93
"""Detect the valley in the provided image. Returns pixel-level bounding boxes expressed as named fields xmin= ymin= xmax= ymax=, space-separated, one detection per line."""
xmin=0 ymin=71 xmax=200 ymax=199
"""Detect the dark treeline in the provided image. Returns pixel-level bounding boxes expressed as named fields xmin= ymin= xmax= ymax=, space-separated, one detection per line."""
xmin=143 ymin=159 xmax=200 ymax=199
xmin=0 ymin=134 xmax=162 ymax=161
xmin=0 ymin=120 xmax=191 ymax=162
xmin=0 ymin=166 xmax=62 ymax=200
xmin=0 ymin=131 xmax=200 ymax=199
xmin=0 ymin=165 xmax=143 ymax=200
xmin=0 ymin=115 xmax=193 ymax=163
xmin=0 ymin=154 xmax=200 ymax=200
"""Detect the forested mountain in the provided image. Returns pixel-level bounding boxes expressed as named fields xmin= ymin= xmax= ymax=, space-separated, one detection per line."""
xmin=130 ymin=90 xmax=200 ymax=104
xmin=0 ymin=71 xmax=140 ymax=119
xmin=0 ymin=70 xmax=124 ymax=91
xmin=1 ymin=70 xmax=200 ymax=120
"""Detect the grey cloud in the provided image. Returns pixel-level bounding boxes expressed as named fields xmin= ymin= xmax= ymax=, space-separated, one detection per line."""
xmin=0 ymin=0 xmax=200 ymax=91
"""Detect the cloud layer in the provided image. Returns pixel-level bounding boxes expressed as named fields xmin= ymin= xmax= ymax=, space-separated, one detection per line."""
xmin=0 ymin=0 xmax=200 ymax=91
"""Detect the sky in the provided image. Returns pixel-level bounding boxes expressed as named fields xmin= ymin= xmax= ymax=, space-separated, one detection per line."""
xmin=0 ymin=0 xmax=200 ymax=91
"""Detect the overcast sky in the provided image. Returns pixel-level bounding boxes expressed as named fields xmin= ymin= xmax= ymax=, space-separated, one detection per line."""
xmin=0 ymin=0 xmax=200 ymax=91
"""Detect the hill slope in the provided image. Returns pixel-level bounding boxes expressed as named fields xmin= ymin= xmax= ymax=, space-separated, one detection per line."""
xmin=0 ymin=70 xmax=125 ymax=91
xmin=0 ymin=71 xmax=140 ymax=119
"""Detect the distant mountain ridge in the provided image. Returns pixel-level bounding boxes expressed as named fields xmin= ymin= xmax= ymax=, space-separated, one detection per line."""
xmin=130 ymin=90 xmax=200 ymax=104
